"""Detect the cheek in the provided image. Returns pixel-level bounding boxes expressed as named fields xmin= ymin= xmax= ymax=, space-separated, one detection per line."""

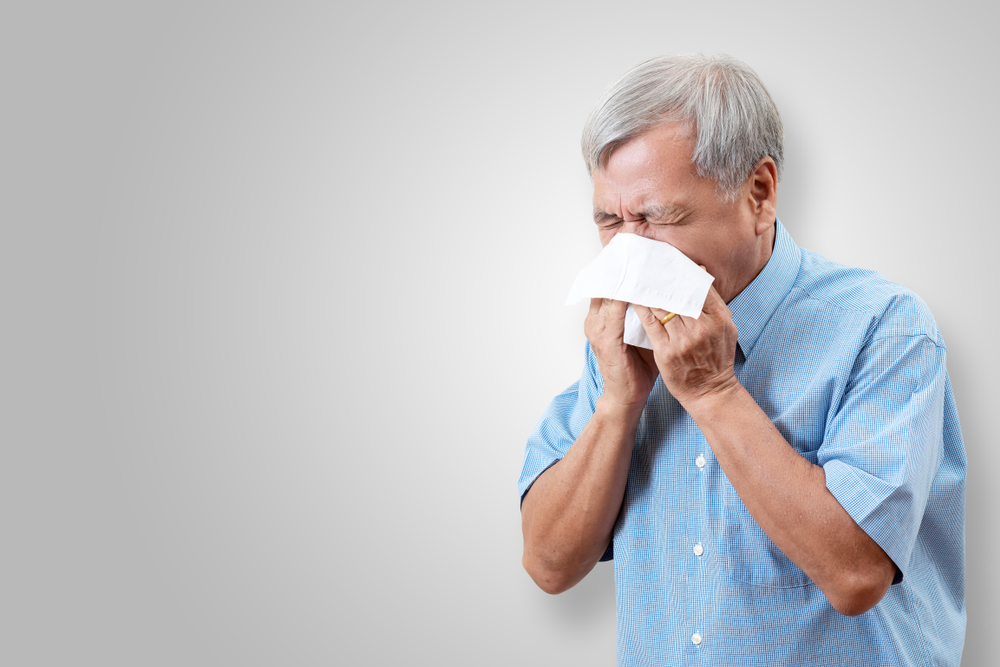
xmin=651 ymin=231 xmax=704 ymax=264
xmin=675 ymin=238 xmax=731 ymax=277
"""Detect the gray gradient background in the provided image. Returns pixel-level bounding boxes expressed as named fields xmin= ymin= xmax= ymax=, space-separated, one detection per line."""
xmin=2 ymin=1 xmax=995 ymax=665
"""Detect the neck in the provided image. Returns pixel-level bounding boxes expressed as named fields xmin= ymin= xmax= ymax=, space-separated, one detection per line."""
xmin=725 ymin=222 xmax=776 ymax=304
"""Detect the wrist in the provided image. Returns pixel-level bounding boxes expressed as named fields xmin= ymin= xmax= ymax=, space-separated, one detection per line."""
xmin=678 ymin=374 xmax=744 ymax=420
xmin=594 ymin=394 xmax=646 ymax=429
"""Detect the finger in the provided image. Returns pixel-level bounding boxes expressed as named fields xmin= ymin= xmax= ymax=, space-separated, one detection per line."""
xmin=585 ymin=298 xmax=603 ymax=339
xmin=648 ymin=306 xmax=669 ymax=322
xmin=696 ymin=265 xmax=726 ymax=314
xmin=649 ymin=308 xmax=678 ymax=329
xmin=648 ymin=306 xmax=684 ymax=331
xmin=587 ymin=297 xmax=604 ymax=316
xmin=601 ymin=299 xmax=628 ymax=321
xmin=634 ymin=304 xmax=671 ymax=348
xmin=600 ymin=298 xmax=628 ymax=339
xmin=700 ymin=283 xmax=728 ymax=315
xmin=646 ymin=306 xmax=686 ymax=338
xmin=601 ymin=298 xmax=628 ymax=317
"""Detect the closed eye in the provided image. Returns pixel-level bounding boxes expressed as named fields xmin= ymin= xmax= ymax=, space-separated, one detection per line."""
xmin=642 ymin=204 xmax=688 ymax=225
xmin=593 ymin=211 xmax=624 ymax=227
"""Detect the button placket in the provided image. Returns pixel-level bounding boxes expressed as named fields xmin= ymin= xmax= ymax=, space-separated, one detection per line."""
xmin=685 ymin=421 xmax=710 ymax=657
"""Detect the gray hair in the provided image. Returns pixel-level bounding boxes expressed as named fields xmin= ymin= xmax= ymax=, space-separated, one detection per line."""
xmin=581 ymin=54 xmax=783 ymax=201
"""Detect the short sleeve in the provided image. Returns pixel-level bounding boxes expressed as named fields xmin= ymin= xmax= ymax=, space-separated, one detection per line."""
xmin=518 ymin=340 xmax=604 ymax=504
xmin=819 ymin=329 xmax=946 ymax=581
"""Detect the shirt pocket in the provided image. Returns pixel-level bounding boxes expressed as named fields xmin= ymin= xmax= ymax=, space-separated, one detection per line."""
xmin=710 ymin=487 xmax=814 ymax=589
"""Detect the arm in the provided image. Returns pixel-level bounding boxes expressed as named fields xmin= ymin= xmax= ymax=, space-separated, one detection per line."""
xmin=520 ymin=396 xmax=641 ymax=594
xmin=521 ymin=298 xmax=657 ymax=594
xmin=685 ymin=381 xmax=896 ymax=615
xmin=635 ymin=293 xmax=897 ymax=616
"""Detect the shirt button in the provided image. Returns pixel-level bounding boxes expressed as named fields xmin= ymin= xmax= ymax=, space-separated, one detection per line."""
xmin=692 ymin=632 xmax=703 ymax=645
xmin=693 ymin=543 xmax=704 ymax=557
xmin=695 ymin=455 xmax=706 ymax=468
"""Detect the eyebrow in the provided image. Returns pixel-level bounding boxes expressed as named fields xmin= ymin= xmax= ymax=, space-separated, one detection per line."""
xmin=593 ymin=210 xmax=620 ymax=224
xmin=592 ymin=203 xmax=684 ymax=224
xmin=641 ymin=203 xmax=684 ymax=221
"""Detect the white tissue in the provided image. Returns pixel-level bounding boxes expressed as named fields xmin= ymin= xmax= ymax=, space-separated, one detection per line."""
xmin=565 ymin=233 xmax=714 ymax=349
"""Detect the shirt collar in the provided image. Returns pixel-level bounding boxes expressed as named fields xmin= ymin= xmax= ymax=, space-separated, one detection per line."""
xmin=727 ymin=219 xmax=800 ymax=358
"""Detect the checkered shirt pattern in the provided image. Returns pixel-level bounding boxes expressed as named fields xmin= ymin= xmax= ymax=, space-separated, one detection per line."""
xmin=519 ymin=221 xmax=966 ymax=666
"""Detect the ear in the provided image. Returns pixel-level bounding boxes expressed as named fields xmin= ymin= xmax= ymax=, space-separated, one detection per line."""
xmin=747 ymin=157 xmax=777 ymax=236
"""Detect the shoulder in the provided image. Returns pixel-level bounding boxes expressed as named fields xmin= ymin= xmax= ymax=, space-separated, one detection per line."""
xmin=792 ymin=248 xmax=943 ymax=346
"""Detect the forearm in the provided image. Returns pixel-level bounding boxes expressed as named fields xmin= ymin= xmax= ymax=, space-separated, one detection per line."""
xmin=687 ymin=382 xmax=897 ymax=615
xmin=521 ymin=396 xmax=642 ymax=594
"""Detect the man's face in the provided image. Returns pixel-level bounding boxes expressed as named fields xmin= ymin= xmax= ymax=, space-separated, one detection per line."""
xmin=591 ymin=122 xmax=774 ymax=304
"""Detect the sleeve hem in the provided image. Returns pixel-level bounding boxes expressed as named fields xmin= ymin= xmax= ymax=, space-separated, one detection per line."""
xmin=824 ymin=459 xmax=915 ymax=581
xmin=519 ymin=458 xmax=560 ymax=508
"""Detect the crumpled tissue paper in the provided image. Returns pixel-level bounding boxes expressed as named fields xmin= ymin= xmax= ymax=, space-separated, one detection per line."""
xmin=565 ymin=233 xmax=715 ymax=350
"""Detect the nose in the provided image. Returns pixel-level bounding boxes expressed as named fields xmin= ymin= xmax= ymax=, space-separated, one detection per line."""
xmin=620 ymin=220 xmax=642 ymax=234
xmin=618 ymin=217 xmax=652 ymax=238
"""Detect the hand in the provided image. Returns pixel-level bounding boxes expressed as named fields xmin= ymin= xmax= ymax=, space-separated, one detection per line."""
xmin=585 ymin=298 xmax=658 ymax=410
xmin=633 ymin=285 xmax=740 ymax=408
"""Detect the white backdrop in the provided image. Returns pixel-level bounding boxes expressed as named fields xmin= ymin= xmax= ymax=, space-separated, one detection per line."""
xmin=2 ymin=1 xmax=995 ymax=665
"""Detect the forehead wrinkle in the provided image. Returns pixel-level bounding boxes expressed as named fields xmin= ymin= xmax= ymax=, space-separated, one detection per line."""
xmin=594 ymin=169 xmax=691 ymax=221
xmin=594 ymin=181 xmax=663 ymax=221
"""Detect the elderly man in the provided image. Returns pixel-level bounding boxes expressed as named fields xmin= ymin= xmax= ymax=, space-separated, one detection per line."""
xmin=519 ymin=54 xmax=965 ymax=666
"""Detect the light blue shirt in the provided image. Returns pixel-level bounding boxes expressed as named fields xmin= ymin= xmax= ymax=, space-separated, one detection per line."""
xmin=519 ymin=221 xmax=965 ymax=666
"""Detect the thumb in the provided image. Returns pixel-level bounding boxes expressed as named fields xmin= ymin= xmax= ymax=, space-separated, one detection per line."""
xmin=698 ymin=265 xmax=726 ymax=314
